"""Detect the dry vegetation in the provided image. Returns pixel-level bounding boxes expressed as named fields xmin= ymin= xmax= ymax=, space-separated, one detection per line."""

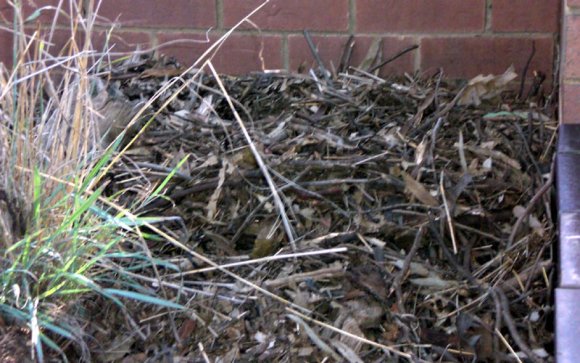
xmin=0 ymin=1 xmax=556 ymax=362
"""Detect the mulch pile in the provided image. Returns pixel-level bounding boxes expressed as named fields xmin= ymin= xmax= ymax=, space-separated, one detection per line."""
xmin=89 ymin=47 xmax=557 ymax=362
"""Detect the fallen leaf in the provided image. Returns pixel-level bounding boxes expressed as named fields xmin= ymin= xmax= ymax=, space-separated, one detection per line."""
xmin=401 ymin=171 xmax=439 ymax=207
xmin=458 ymin=66 xmax=517 ymax=106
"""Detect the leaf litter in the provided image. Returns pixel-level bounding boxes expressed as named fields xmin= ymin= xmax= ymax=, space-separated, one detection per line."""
xmin=86 ymin=45 xmax=556 ymax=362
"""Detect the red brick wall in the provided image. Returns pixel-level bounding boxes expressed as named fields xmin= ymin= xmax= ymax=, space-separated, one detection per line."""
xmin=562 ymin=0 xmax=580 ymax=123
xmin=0 ymin=0 xmax=560 ymax=81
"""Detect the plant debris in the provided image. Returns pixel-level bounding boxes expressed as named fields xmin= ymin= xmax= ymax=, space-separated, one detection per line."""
xmin=78 ymin=49 xmax=556 ymax=362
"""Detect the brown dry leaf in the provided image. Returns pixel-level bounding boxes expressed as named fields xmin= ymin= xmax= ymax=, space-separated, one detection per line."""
xmin=251 ymin=221 xmax=282 ymax=258
xmin=339 ymin=316 xmax=365 ymax=353
xmin=96 ymin=95 xmax=143 ymax=146
xmin=232 ymin=148 xmax=258 ymax=169
xmin=177 ymin=318 xmax=197 ymax=344
xmin=292 ymin=288 xmax=312 ymax=310
xmin=392 ymin=259 xmax=430 ymax=277
xmin=299 ymin=207 xmax=316 ymax=230
xmin=415 ymin=137 xmax=428 ymax=166
xmin=79 ymin=50 xmax=556 ymax=362
xmin=383 ymin=321 xmax=400 ymax=341
xmin=99 ymin=334 xmax=136 ymax=362
xmin=194 ymin=95 xmax=214 ymax=123
xmin=409 ymin=91 xmax=436 ymax=127
xmin=344 ymin=299 xmax=384 ymax=328
xmin=348 ymin=266 xmax=389 ymax=301
xmin=474 ymin=312 xmax=495 ymax=360
xmin=287 ymin=314 xmax=342 ymax=361
xmin=358 ymin=37 xmax=383 ymax=71
xmin=139 ymin=66 xmax=184 ymax=78
xmin=206 ymin=161 xmax=234 ymax=220
xmin=458 ymin=66 xmax=517 ymax=106
xmin=462 ymin=144 xmax=522 ymax=170
xmin=410 ymin=273 xmax=456 ymax=289
xmin=198 ymin=154 xmax=220 ymax=168
xmin=401 ymin=170 xmax=439 ymax=207
xmin=354 ymin=213 xmax=390 ymax=233
xmin=513 ymin=205 xmax=545 ymax=237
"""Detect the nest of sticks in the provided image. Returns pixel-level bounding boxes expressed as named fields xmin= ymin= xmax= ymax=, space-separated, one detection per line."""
xmin=88 ymin=46 xmax=556 ymax=362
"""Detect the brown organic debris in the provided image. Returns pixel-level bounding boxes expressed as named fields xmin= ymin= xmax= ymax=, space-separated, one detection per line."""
xmin=39 ymin=46 xmax=555 ymax=361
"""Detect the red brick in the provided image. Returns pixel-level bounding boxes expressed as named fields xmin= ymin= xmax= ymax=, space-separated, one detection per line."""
xmin=564 ymin=15 xmax=580 ymax=78
xmin=356 ymin=0 xmax=485 ymax=33
xmin=223 ymin=0 xmax=349 ymax=32
xmin=561 ymin=83 xmax=580 ymax=123
xmin=421 ymin=36 xmax=554 ymax=79
xmin=91 ymin=31 xmax=152 ymax=55
xmin=25 ymin=0 xmax=71 ymax=24
xmin=6 ymin=28 xmax=150 ymax=67
xmin=568 ymin=0 xmax=580 ymax=8
xmin=0 ymin=28 xmax=12 ymax=67
xmin=0 ymin=0 xmax=58 ymax=25
xmin=157 ymin=33 xmax=283 ymax=75
xmin=98 ymin=0 xmax=215 ymax=29
xmin=288 ymin=35 xmax=416 ymax=75
xmin=6 ymin=28 xmax=61 ymax=66
xmin=0 ymin=0 xmax=70 ymax=25
xmin=0 ymin=0 xmax=12 ymax=23
xmin=42 ymin=28 xmax=150 ymax=55
xmin=492 ymin=0 xmax=560 ymax=33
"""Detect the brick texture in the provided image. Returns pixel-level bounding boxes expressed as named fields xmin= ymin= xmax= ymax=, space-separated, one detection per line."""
xmin=561 ymin=83 xmax=580 ymax=124
xmin=0 ymin=0 xmax=561 ymax=85
xmin=24 ymin=0 xmax=71 ymax=24
xmin=0 ymin=28 xmax=11 ymax=67
xmin=288 ymin=35 xmax=416 ymax=75
xmin=41 ymin=29 xmax=152 ymax=55
xmin=0 ymin=26 xmax=151 ymax=68
xmin=223 ymin=0 xmax=349 ymax=31
xmin=80 ymin=29 xmax=153 ymax=54
xmin=421 ymin=37 xmax=554 ymax=79
xmin=0 ymin=0 xmax=13 ymax=23
xmin=157 ymin=33 xmax=283 ymax=75
xmin=564 ymin=0 xmax=580 ymax=123
xmin=92 ymin=31 xmax=152 ymax=54
xmin=356 ymin=0 xmax=486 ymax=33
xmin=0 ymin=0 xmax=74 ymax=25
xmin=492 ymin=0 xmax=560 ymax=33
xmin=98 ymin=0 xmax=216 ymax=28
xmin=564 ymin=15 xmax=580 ymax=78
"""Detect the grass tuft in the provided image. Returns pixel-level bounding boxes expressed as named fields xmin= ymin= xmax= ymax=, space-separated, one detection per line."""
xmin=0 ymin=1 xmax=186 ymax=360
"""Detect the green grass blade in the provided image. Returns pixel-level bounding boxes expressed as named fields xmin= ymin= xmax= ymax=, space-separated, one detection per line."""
xmin=80 ymin=136 xmax=122 ymax=191
xmin=104 ymin=288 xmax=185 ymax=310
xmin=32 ymin=166 xmax=41 ymax=226
xmin=50 ymin=187 xmax=103 ymax=239
xmin=144 ymin=154 xmax=190 ymax=204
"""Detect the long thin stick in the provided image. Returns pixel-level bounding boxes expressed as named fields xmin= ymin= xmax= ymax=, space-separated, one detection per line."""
xmin=20 ymin=165 xmax=311 ymax=321
xmin=89 ymin=0 xmax=271 ymax=188
xmin=207 ymin=62 xmax=297 ymax=251
xmin=507 ymin=168 xmax=553 ymax=248
xmin=368 ymin=44 xmax=418 ymax=73
xmin=286 ymin=307 xmax=414 ymax=361
xmin=170 ymin=247 xmax=347 ymax=277
xmin=440 ymin=173 xmax=458 ymax=254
